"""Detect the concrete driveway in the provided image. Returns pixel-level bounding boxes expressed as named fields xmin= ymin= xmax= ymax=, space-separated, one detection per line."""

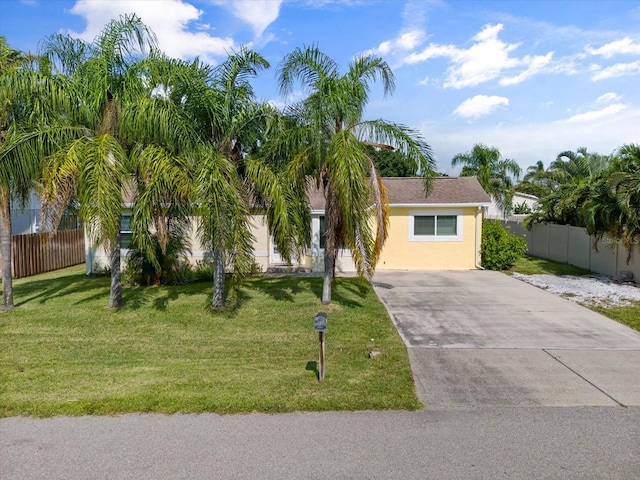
xmin=372 ymin=270 xmax=640 ymax=408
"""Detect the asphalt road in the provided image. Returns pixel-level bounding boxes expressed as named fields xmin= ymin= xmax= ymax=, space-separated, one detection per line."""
xmin=2 ymin=407 xmax=640 ymax=479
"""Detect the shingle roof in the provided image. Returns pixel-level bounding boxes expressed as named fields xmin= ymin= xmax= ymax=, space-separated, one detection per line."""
xmin=384 ymin=176 xmax=491 ymax=205
xmin=308 ymin=176 xmax=491 ymax=210
xmin=123 ymin=176 xmax=491 ymax=209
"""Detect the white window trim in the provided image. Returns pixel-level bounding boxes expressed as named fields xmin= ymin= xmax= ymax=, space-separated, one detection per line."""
xmin=120 ymin=214 xmax=133 ymax=251
xmin=409 ymin=209 xmax=463 ymax=242
xmin=312 ymin=215 xmax=352 ymax=257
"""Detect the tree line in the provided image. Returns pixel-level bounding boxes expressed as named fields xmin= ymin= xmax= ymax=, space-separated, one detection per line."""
xmin=0 ymin=15 xmax=436 ymax=311
xmin=449 ymin=142 xmax=640 ymax=262
xmin=519 ymin=145 xmax=640 ymax=260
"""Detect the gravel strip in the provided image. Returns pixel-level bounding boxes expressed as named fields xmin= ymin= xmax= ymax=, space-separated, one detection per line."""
xmin=511 ymin=273 xmax=640 ymax=307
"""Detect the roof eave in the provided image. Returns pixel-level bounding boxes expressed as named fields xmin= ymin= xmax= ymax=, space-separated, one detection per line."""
xmin=389 ymin=202 xmax=492 ymax=208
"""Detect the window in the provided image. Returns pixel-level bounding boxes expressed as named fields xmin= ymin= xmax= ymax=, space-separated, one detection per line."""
xmin=319 ymin=216 xmax=326 ymax=250
xmin=409 ymin=210 xmax=462 ymax=242
xmin=120 ymin=215 xmax=132 ymax=249
xmin=414 ymin=216 xmax=435 ymax=236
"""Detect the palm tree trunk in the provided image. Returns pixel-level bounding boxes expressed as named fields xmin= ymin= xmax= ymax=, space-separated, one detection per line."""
xmin=0 ymin=188 xmax=14 ymax=311
xmin=322 ymin=250 xmax=333 ymax=304
xmin=332 ymin=253 xmax=337 ymax=284
xmin=212 ymin=247 xmax=225 ymax=308
xmin=109 ymin=231 xmax=123 ymax=308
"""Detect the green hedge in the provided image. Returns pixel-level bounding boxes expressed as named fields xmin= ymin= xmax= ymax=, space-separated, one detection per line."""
xmin=481 ymin=219 xmax=527 ymax=270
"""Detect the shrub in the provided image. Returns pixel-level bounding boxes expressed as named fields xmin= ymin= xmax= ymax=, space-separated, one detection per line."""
xmin=124 ymin=232 xmax=191 ymax=286
xmin=513 ymin=201 xmax=532 ymax=215
xmin=481 ymin=219 xmax=528 ymax=270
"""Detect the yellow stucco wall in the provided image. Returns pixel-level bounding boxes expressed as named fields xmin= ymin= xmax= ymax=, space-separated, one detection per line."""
xmin=248 ymin=214 xmax=270 ymax=271
xmin=89 ymin=208 xmax=483 ymax=274
xmin=377 ymin=206 xmax=482 ymax=270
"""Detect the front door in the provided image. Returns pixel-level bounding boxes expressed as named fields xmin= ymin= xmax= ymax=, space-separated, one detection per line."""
xmin=270 ymin=237 xmax=284 ymax=264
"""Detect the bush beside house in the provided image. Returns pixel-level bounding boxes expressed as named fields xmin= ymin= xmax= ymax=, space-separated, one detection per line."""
xmin=481 ymin=219 xmax=527 ymax=270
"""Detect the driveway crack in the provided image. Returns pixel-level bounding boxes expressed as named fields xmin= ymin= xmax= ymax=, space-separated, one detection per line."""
xmin=542 ymin=349 xmax=626 ymax=407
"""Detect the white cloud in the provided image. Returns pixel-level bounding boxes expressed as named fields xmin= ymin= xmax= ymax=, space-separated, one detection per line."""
xmin=403 ymin=23 xmax=554 ymax=89
xmin=210 ymin=0 xmax=282 ymax=37
xmin=565 ymin=104 xmax=628 ymax=123
xmin=499 ymin=52 xmax=553 ymax=86
xmin=454 ymin=95 xmax=509 ymax=119
xmin=68 ymin=0 xmax=239 ymax=64
xmin=596 ymin=92 xmax=622 ymax=104
xmin=365 ymin=29 xmax=426 ymax=57
xmin=586 ymin=37 xmax=640 ymax=58
xmin=421 ymin=107 xmax=640 ymax=173
xmin=591 ymin=61 xmax=640 ymax=80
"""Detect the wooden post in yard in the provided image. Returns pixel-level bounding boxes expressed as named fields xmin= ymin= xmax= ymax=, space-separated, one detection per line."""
xmin=318 ymin=331 xmax=325 ymax=381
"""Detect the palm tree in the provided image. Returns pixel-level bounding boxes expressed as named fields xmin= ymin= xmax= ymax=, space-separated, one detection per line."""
xmin=526 ymin=147 xmax=612 ymax=229
xmin=142 ymin=48 xmax=301 ymax=309
xmin=451 ymin=144 xmax=521 ymax=216
xmin=195 ymin=145 xmax=255 ymax=308
xmin=516 ymin=160 xmax=554 ymax=198
xmin=549 ymin=147 xmax=610 ymax=185
xmin=586 ymin=143 xmax=640 ymax=263
xmin=190 ymin=48 xmax=309 ymax=308
xmin=0 ymin=40 xmax=82 ymax=310
xmin=275 ymin=45 xmax=436 ymax=304
xmin=38 ymin=15 xmax=187 ymax=308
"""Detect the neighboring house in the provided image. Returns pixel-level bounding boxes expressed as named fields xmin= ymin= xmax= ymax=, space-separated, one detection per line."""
xmin=485 ymin=191 xmax=538 ymax=220
xmin=10 ymin=190 xmax=81 ymax=236
xmin=11 ymin=190 xmax=40 ymax=235
xmin=87 ymin=176 xmax=491 ymax=273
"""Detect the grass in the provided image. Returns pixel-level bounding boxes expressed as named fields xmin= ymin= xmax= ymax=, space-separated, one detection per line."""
xmin=591 ymin=305 xmax=640 ymax=332
xmin=509 ymin=255 xmax=640 ymax=332
xmin=508 ymin=255 xmax=591 ymax=276
xmin=0 ymin=266 xmax=421 ymax=418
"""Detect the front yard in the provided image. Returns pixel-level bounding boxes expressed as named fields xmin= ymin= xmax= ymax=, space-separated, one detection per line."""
xmin=0 ymin=266 xmax=420 ymax=417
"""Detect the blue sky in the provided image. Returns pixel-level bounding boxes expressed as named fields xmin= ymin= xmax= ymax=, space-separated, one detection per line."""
xmin=2 ymin=0 xmax=639 ymax=175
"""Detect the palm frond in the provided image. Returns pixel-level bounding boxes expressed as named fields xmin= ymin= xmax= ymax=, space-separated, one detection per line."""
xmin=129 ymin=144 xmax=193 ymax=269
xmin=354 ymin=119 xmax=436 ymax=191
xmin=76 ymin=134 xmax=128 ymax=251
xmin=245 ymin=156 xmax=310 ymax=262
xmin=194 ymin=146 xmax=255 ymax=281
xmin=277 ymin=44 xmax=338 ymax=98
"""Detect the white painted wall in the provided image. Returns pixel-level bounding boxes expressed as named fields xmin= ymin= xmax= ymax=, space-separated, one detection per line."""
xmin=486 ymin=192 xmax=539 ymax=219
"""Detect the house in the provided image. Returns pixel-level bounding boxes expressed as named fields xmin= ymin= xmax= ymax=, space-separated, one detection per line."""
xmin=485 ymin=191 xmax=539 ymax=220
xmin=11 ymin=190 xmax=40 ymax=235
xmin=10 ymin=190 xmax=81 ymax=236
xmin=87 ymin=176 xmax=491 ymax=273
xmin=371 ymin=177 xmax=490 ymax=270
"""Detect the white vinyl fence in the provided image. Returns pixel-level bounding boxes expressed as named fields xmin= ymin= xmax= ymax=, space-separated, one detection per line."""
xmin=501 ymin=220 xmax=640 ymax=282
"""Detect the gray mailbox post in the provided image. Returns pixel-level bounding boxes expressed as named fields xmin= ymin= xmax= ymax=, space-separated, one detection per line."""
xmin=314 ymin=312 xmax=327 ymax=381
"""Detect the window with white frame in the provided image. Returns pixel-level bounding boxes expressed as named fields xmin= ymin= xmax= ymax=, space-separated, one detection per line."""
xmin=409 ymin=210 xmax=463 ymax=241
xmin=120 ymin=215 xmax=132 ymax=249
xmin=319 ymin=216 xmax=326 ymax=250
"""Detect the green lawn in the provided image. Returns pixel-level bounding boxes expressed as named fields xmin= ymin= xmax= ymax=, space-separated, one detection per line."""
xmin=508 ymin=255 xmax=591 ymax=276
xmin=509 ymin=255 xmax=640 ymax=332
xmin=0 ymin=266 xmax=421 ymax=417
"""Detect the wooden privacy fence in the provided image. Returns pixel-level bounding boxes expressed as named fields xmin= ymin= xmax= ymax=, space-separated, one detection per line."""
xmin=11 ymin=228 xmax=85 ymax=278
